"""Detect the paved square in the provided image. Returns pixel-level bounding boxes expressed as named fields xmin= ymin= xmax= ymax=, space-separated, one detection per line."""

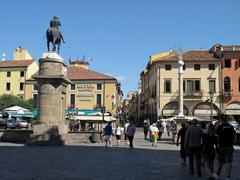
xmin=0 ymin=129 xmax=239 ymax=180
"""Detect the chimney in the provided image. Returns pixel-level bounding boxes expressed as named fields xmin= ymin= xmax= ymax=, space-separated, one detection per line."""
xmin=13 ymin=46 xmax=33 ymax=61
xmin=70 ymin=60 xmax=89 ymax=69
xmin=2 ymin=53 xmax=6 ymax=61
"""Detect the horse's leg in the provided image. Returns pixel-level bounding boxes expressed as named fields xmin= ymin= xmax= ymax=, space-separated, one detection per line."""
xmin=58 ymin=41 xmax=61 ymax=54
xmin=52 ymin=38 xmax=56 ymax=52
xmin=53 ymin=44 xmax=56 ymax=52
xmin=47 ymin=41 xmax=50 ymax=52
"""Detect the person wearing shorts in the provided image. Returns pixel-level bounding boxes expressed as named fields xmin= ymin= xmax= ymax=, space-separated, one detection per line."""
xmin=104 ymin=122 xmax=112 ymax=148
xmin=115 ymin=124 xmax=122 ymax=146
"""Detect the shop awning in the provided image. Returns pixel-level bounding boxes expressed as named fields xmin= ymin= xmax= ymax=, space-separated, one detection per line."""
xmin=72 ymin=115 xmax=117 ymax=122
xmin=226 ymin=102 xmax=240 ymax=115
xmin=66 ymin=109 xmax=102 ymax=116
xmin=12 ymin=113 xmax=36 ymax=118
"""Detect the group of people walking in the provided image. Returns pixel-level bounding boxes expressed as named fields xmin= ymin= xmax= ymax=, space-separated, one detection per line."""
xmin=103 ymin=116 xmax=236 ymax=179
xmin=143 ymin=119 xmax=174 ymax=146
xmin=177 ymin=117 xmax=236 ymax=180
xmin=103 ymin=120 xmax=136 ymax=149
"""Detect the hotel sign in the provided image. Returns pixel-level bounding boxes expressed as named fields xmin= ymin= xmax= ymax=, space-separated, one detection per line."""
xmin=77 ymin=84 xmax=94 ymax=91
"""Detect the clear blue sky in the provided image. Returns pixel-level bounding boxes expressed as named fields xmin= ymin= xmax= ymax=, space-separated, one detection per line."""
xmin=0 ymin=0 xmax=240 ymax=98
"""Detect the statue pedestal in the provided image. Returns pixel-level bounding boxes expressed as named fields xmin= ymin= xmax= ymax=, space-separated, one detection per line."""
xmin=28 ymin=53 xmax=70 ymax=146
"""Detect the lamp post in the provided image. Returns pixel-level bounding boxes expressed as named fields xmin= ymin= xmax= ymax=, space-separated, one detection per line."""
xmin=209 ymin=91 xmax=214 ymax=122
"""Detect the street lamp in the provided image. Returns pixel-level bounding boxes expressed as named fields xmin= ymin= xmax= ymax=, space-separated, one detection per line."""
xmin=209 ymin=91 xmax=214 ymax=122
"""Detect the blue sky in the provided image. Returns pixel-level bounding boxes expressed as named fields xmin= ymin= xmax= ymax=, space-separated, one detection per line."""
xmin=0 ymin=0 xmax=240 ymax=98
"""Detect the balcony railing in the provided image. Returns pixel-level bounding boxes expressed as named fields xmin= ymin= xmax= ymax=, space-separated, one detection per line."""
xmin=223 ymin=90 xmax=232 ymax=97
xmin=183 ymin=90 xmax=203 ymax=98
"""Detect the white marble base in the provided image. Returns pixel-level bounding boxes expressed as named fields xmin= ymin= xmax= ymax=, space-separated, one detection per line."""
xmin=177 ymin=113 xmax=185 ymax=119
xmin=42 ymin=52 xmax=63 ymax=61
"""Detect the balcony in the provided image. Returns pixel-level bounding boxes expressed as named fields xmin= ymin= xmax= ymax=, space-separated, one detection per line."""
xmin=183 ymin=90 xmax=203 ymax=99
xmin=223 ymin=90 xmax=232 ymax=97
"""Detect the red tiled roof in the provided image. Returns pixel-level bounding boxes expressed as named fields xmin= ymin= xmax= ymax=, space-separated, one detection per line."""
xmin=0 ymin=60 xmax=35 ymax=68
xmin=67 ymin=66 xmax=116 ymax=81
xmin=155 ymin=50 xmax=221 ymax=62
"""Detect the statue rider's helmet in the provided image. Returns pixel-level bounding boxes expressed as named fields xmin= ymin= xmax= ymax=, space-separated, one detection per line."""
xmin=50 ymin=16 xmax=61 ymax=29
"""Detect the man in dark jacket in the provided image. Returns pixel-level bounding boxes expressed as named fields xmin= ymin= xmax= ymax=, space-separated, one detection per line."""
xmin=213 ymin=117 xmax=236 ymax=180
xmin=177 ymin=123 xmax=188 ymax=165
xmin=185 ymin=119 xmax=203 ymax=177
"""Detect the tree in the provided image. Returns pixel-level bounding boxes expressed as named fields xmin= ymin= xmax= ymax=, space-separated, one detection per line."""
xmin=0 ymin=94 xmax=34 ymax=111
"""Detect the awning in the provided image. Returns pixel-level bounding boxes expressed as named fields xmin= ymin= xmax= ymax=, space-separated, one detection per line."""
xmin=66 ymin=109 xmax=101 ymax=116
xmin=162 ymin=109 xmax=188 ymax=116
xmin=72 ymin=115 xmax=117 ymax=122
xmin=226 ymin=102 xmax=240 ymax=115
xmin=194 ymin=109 xmax=219 ymax=117
xmin=11 ymin=113 xmax=36 ymax=118
xmin=3 ymin=106 xmax=31 ymax=114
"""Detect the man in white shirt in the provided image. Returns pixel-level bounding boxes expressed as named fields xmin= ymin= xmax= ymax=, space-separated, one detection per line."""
xmin=124 ymin=120 xmax=129 ymax=145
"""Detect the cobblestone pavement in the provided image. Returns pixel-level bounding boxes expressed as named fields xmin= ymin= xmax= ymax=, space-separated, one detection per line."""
xmin=0 ymin=129 xmax=239 ymax=180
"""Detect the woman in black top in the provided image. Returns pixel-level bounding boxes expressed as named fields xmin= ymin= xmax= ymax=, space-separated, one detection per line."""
xmin=202 ymin=124 xmax=218 ymax=180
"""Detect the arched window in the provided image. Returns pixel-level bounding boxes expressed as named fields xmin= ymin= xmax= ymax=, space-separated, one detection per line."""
xmin=224 ymin=77 xmax=231 ymax=92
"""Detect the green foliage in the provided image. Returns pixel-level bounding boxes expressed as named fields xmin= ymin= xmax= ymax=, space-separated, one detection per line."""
xmin=0 ymin=94 xmax=34 ymax=111
xmin=226 ymin=115 xmax=235 ymax=122
xmin=30 ymin=119 xmax=39 ymax=125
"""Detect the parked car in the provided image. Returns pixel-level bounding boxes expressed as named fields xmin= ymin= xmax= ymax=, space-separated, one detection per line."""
xmin=6 ymin=119 xmax=17 ymax=129
xmin=16 ymin=119 xmax=28 ymax=129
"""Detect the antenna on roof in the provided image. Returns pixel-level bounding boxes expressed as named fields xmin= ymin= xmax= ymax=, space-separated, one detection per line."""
xmin=2 ymin=53 xmax=6 ymax=61
xmin=81 ymin=54 xmax=94 ymax=63
xmin=82 ymin=55 xmax=86 ymax=61
xmin=177 ymin=48 xmax=184 ymax=60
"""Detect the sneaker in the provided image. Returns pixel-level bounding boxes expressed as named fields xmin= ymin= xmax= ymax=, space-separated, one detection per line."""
xmin=213 ymin=173 xmax=219 ymax=179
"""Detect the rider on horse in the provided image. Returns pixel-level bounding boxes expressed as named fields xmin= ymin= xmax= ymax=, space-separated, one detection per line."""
xmin=46 ymin=16 xmax=65 ymax=53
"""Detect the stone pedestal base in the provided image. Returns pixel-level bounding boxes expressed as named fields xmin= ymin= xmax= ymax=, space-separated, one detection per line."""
xmin=27 ymin=123 xmax=69 ymax=146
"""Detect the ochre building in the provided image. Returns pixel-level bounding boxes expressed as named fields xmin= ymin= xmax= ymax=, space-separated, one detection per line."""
xmin=0 ymin=47 xmax=38 ymax=99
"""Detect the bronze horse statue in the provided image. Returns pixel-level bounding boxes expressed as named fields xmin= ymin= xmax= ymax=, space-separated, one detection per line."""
xmin=46 ymin=16 xmax=65 ymax=54
xmin=46 ymin=28 xmax=65 ymax=53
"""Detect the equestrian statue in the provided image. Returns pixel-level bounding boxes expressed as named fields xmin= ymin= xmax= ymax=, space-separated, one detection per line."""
xmin=46 ymin=16 xmax=65 ymax=53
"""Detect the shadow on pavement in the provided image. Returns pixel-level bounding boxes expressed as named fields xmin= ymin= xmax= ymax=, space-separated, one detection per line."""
xmin=0 ymin=144 xmax=239 ymax=180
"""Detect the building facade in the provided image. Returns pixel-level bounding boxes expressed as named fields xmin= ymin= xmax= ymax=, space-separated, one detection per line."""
xmin=0 ymin=47 xmax=38 ymax=99
xmin=210 ymin=44 xmax=240 ymax=120
xmin=140 ymin=49 xmax=222 ymax=121
xmin=25 ymin=60 xmax=122 ymax=117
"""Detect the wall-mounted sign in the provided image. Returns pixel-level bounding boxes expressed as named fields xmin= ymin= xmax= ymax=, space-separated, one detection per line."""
xmin=77 ymin=84 xmax=94 ymax=91
xmin=77 ymin=93 xmax=94 ymax=101
xmin=77 ymin=94 xmax=94 ymax=97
